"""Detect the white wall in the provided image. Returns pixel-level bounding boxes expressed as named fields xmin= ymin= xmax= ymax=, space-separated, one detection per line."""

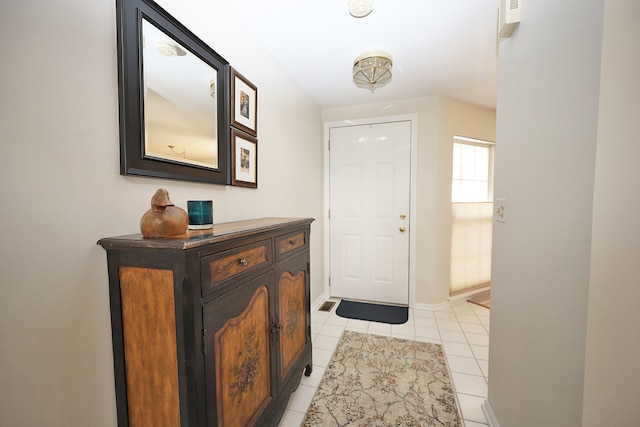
xmin=582 ymin=1 xmax=640 ymax=425
xmin=0 ymin=0 xmax=323 ymax=425
xmin=488 ymin=0 xmax=605 ymax=425
xmin=322 ymin=97 xmax=495 ymax=306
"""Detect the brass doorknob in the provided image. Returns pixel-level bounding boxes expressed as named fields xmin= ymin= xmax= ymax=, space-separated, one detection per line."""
xmin=400 ymin=214 xmax=406 ymax=220
xmin=399 ymin=226 xmax=406 ymax=232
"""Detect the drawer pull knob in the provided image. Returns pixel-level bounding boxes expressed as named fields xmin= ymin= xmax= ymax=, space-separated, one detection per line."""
xmin=289 ymin=239 xmax=297 ymax=245
xmin=239 ymin=258 xmax=248 ymax=266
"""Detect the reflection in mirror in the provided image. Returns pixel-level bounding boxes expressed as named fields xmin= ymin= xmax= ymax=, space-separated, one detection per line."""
xmin=142 ymin=18 xmax=218 ymax=169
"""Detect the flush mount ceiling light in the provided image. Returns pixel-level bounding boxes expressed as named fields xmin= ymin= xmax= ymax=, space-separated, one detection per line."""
xmin=155 ymin=41 xmax=186 ymax=57
xmin=352 ymin=51 xmax=393 ymax=92
xmin=209 ymin=79 xmax=216 ymax=99
xmin=348 ymin=0 xmax=373 ymax=18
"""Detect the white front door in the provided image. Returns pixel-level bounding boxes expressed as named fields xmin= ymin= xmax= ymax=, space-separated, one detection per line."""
xmin=329 ymin=120 xmax=411 ymax=305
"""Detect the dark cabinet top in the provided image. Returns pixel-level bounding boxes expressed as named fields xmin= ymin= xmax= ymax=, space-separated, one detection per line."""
xmin=98 ymin=217 xmax=314 ymax=250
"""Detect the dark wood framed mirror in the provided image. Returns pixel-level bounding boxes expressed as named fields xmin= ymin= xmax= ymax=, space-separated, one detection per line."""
xmin=117 ymin=0 xmax=230 ymax=184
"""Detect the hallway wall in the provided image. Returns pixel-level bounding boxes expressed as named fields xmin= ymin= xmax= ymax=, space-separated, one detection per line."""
xmin=488 ymin=0 xmax=620 ymax=425
xmin=582 ymin=1 xmax=640 ymax=424
xmin=0 ymin=1 xmax=323 ymax=425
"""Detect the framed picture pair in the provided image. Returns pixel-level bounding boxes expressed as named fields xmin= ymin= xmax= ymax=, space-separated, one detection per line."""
xmin=231 ymin=69 xmax=258 ymax=188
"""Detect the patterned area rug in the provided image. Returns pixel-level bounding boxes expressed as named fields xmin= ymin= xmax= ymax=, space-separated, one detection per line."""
xmin=302 ymin=331 xmax=462 ymax=426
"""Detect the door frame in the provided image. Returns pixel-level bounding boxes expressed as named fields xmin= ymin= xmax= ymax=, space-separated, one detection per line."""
xmin=323 ymin=114 xmax=418 ymax=307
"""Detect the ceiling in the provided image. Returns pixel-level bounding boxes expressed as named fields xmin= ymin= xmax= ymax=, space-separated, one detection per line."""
xmin=220 ymin=0 xmax=499 ymax=110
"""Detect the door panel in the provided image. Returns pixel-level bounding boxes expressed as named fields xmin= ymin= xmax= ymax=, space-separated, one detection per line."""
xmin=278 ymin=270 xmax=305 ymax=377
xmin=203 ymin=273 xmax=275 ymax=427
xmin=329 ymin=121 xmax=411 ymax=305
xmin=274 ymin=251 xmax=312 ymax=395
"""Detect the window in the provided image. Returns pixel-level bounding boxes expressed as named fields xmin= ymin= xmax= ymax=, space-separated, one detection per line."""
xmin=451 ymin=136 xmax=494 ymax=202
xmin=450 ymin=136 xmax=495 ymax=295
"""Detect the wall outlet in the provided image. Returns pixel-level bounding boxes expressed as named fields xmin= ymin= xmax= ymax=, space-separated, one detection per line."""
xmin=495 ymin=198 xmax=506 ymax=223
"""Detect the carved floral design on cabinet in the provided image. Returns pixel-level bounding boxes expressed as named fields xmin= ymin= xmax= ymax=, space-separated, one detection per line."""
xmin=285 ymin=300 xmax=301 ymax=339
xmin=230 ymin=330 xmax=261 ymax=403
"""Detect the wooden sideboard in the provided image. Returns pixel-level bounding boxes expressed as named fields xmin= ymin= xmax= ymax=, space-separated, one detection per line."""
xmin=98 ymin=217 xmax=314 ymax=426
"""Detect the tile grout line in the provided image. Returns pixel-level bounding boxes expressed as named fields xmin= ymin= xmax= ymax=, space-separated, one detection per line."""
xmin=453 ymin=307 xmax=490 ymax=385
xmin=434 ymin=305 xmax=490 ymax=425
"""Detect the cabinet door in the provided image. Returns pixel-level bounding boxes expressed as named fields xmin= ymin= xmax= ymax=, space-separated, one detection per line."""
xmin=276 ymin=251 xmax=311 ymax=391
xmin=203 ymin=272 xmax=276 ymax=427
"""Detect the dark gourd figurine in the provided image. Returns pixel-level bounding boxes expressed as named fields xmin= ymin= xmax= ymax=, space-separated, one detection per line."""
xmin=140 ymin=188 xmax=188 ymax=238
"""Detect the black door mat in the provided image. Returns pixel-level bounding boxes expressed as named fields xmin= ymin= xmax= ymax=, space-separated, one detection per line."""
xmin=336 ymin=300 xmax=409 ymax=325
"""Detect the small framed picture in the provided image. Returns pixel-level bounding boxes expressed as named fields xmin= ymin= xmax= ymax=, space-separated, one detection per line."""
xmin=231 ymin=128 xmax=258 ymax=188
xmin=231 ymin=68 xmax=257 ymax=136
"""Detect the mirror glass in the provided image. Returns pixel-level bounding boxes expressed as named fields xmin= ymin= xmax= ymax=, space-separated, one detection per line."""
xmin=142 ymin=18 xmax=218 ymax=169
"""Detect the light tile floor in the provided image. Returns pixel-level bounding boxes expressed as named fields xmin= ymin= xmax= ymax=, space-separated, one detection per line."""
xmin=278 ymin=300 xmax=491 ymax=427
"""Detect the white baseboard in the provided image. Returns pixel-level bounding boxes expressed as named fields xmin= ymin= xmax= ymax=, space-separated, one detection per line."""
xmin=449 ymin=285 xmax=490 ymax=303
xmin=411 ymin=287 xmax=490 ymax=312
xmin=412 ymin=301 xmax=453 ymax=311
xmin=482 ymin=400 xmax=500 ymax=427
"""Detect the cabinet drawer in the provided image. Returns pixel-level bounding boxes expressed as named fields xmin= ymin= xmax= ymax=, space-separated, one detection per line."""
xmin=201 ymin=240 xmax=272 ymax=296
xmin=275 ymin=229 xmax=308 ymax=261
